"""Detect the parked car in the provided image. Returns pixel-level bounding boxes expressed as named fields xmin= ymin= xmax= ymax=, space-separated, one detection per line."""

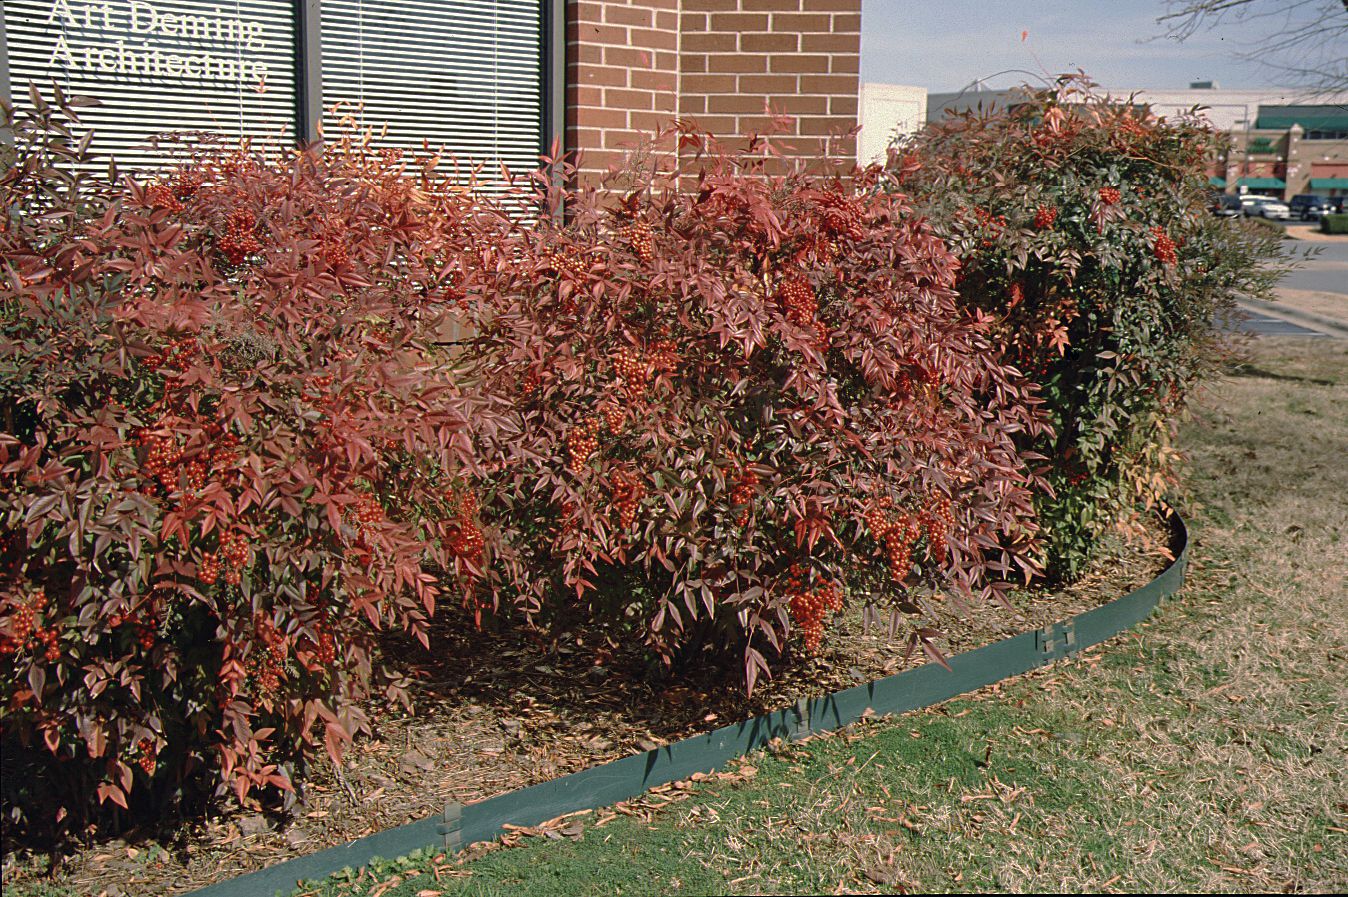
xmin=1243 ymin=196 xmax=1292 ymax=220
xmin=1288 ymin=194 xmax=1331 ymax=221
xmin=1212 ymin=194 xmax=1243 ymax=217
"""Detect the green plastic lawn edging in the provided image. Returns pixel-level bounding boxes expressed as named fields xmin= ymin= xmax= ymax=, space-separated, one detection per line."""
xmin=189 ymin=512 xmax=1190 ymax=897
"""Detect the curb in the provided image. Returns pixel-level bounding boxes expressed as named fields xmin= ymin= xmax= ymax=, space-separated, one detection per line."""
xmin=1239 ymin=298 xmax=1348 ymax=339
xmin=190 ymin=512 xmax=1190 ymax=897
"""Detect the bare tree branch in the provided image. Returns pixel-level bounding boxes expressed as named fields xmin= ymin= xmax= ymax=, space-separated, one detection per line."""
xmin=1156 ymin=1 xmax=1348 ymax=93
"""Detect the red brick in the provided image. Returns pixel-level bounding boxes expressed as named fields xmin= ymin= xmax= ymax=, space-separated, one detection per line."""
xmin=630 ymin=110 xmax=678 ymax=132
xmin=604 ymin=45 xmax=657 ymax=68
xmin=574 ymin=22 xmax=629 ymax=45
xmin=768 ymin=12 xmax=832 ymax=31
xmin=705 ymin=54 xmax=769 ymax=74
xmin=830 ymin=53 xmax=859 ymax=74
xmin=829 ymin=94 xmax=859 ymax=116
xmin=799 ymin=73 xmax=856 ymax=93
xmin=566 ymin=84 xmax=605 ymax=107
xmin=739 ymin=32 xmax=799 ymax=52
xmin=732 ymin=74 xmax=799 ymax=94
xmin=680 ymin=12 xmax=707 ymax=31
xmin=708 ymin=94 xmax=776 ymax=115
xmin=574 ymin=65 xmax=629 ymax=88
xmin=831 ymin=13 xmax=862 ymax=31
xmin=680 ymin=114 xmax=739 ymax=133
xmin=606 ymin=88 xmax=656 ymax=111
xmin=802 ymin=0 xmax=860 ymax=10
xmin=682 ymin=73 xmax=739 ymax=93
xmin=631 ymin=68 xmax=679 ymax=92
xmin=742 ymin=0 xmax=802 ymax=10
xmin=683 ymin=31 xmax=737 ymax=53
xmin=769 ymin=94 xmax=830 ymax=115
xmin=800 ymin=32 xmax=857 ymax=52
xmin=655 ymin=11 xmax=679 ymax=30
xmin=630 ymin=27 xmax=680 ymax=51
xmin=573 ymin=2 xmax=605 ymax=24
xmin=680 ymin=94 xmax=707 ymax=114
xmin=576 ymin=105 xmax=631 ymax=128
xmin=769 ymin=54 xmax=830 ymax=74
xmin=683 ymin=53 xmax=708 ymax=74
xmin=710 ymin=13 xmax=770 ymax=30
xmin=604 ymin=5 xmax=652 ymax=27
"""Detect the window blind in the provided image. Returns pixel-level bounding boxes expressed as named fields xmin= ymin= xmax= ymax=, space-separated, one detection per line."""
xmin=4 ymin=0 xmax=299 ymax=170
xmin=319 ymin=0 xmax=544 ymax=189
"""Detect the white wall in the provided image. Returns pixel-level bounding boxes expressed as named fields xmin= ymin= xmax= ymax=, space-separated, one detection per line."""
xmin=858 ymin=83 xmax=927 ymax=164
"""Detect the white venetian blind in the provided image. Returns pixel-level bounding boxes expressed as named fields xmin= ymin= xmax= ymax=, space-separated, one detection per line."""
xmin=4 ymin=0 xmax=299 ymax=170
xmin=319 ymin=0 xmax=543 ymax=189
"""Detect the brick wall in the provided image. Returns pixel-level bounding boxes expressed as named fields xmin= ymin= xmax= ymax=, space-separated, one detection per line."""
xmin=566 ymin=1 xmax=861 ymax=183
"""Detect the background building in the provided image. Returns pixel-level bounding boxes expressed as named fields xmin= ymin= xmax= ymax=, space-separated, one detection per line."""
xmin=2 ymin=1 xmax=863 ymax=185
xmin=928 ymin=82 xmax=1348 ymax=200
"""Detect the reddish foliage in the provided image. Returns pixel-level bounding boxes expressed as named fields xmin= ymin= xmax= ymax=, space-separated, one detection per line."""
xmin=457 ymin=126 xmax=1050 ymax=692
xmin=0 ymin=93 xmax=495 ymax=830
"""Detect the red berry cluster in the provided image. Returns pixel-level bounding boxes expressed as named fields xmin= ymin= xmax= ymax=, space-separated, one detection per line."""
xmin=147 ymin=183 xmax=184 ymax=213
xmin=918 ymin=497 xmax=955 ymax=564
xmin=612 ymin=345 xmax=650 ymax=398
xmin=730 ymin=468 xmax=759 ymax=526
xmin=173 ymin=167 xmax=203 ymax=200
xmin=566 ymin=417 xmax=601 ymax=474
xmin=1098 ymin=186 xmax=1122 ymax=205
xmin=138 ymin=425 xmax=185 ymax=493
xmin=621 ymin=221 xmax=655 ymax=262
xmin=1034 ymin=205 xmax=1058 ymax=229
xmin=321 ymin=238 xmax=349 ymax=269
xmin=610 ymin=470 xmax=646 ymax=529
xmin=1150 ymin=225 xmax=1178 ymax=266
xmin=218 ymin=530 xmax=250 ymax=585
xmin=314 ymin=627 xmax=336 ymax=666
xmin=541 ymin=249 xmax=588 ymax=279
xmin=136 ymin=738 xmax=157 ymax=775
xmin=648 ymin=339 xmax=679 ymax=376
xmin=520 ymin=369 xmax=541 ymax=398
xmin=218 ymin=209 xmax=262 ymax=265
xmin=144 ymin=336 xmax=198 ymax=374
xmin=447 ymin=491 xmax=485 ymax=565
xmin=776 ymin=278 xmax=818 ymax=327
xmin=973 ymin=207 xmax=1007 ymax=246
xmin=600 ymin=402 xmax=625 ymax=433
xmin=817 ymin=192 xmax=864 ymax=241
xmin=783 ymin=565 xmax=843 ymax=653
xmin=250 ymin=617 xmax=287 ymax=694
xmin=199 ymin=552 xmax=222 ymax=585
xmin=882 ymin=515 xmax=920 ymax=581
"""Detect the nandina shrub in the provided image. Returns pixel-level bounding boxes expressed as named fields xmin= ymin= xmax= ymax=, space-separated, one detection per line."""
xmin=893 ymin=79 xmax=1285 ymax=580
xmin=457 ymin=128 xmax=1050 ymax=690
xmin=0 ymin=91 xmax=495 ymax=833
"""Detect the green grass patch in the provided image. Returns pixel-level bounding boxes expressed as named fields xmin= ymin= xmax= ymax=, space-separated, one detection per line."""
xmin=290 ymin=339 xmax=1348 ymax=894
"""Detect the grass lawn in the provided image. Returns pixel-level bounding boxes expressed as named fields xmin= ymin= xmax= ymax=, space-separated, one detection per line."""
xmin=292 ymin=337 xmax=1347 ymax=896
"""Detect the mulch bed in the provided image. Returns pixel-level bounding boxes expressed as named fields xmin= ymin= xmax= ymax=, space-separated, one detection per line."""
xmin=1 ymin=523 xmax=1170 ymax=897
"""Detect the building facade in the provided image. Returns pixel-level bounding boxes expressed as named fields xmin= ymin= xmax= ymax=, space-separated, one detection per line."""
xmin=2 ymin=1 xmax=862 ymax=185
xmin=856 ymin=81 xmax=925 ymax=164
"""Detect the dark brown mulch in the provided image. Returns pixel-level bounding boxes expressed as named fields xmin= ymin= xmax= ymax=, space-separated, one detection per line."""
xmin=1 ymin=523 xmax=1170 ymax=897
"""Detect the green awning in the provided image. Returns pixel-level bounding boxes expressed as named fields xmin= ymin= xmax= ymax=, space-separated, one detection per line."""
xmin=1237 ymin=177 xmax=1286 ymax=189
xmin=1255 ymin=105 xmax=1348 ymax=130
xmin=1209 ymin=176 xmax=1227 ymax=188
xmin=1309 ymin=177 xmax=1348 ymax=190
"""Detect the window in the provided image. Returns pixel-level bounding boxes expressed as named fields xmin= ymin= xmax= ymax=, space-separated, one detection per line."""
xmin=3 ymin=1 xmax=551 ymax=179
xmin=3 ymin=0 xmax=298 ymax=168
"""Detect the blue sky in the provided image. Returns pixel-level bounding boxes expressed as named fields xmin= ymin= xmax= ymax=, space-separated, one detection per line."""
xmin=860 ymin=0 xmax=1293 ymax=92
